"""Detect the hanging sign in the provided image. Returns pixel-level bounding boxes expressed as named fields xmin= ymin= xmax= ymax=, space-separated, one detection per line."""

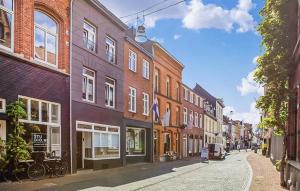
xmin=32 ymin=133 xmax=47 ymax=147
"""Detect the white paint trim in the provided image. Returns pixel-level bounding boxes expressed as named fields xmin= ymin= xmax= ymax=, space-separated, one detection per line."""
xmin=0 ymin=98 xmax=6 ymax=113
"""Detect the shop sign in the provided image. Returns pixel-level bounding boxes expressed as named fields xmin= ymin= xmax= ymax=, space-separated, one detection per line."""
xmin=201 ymin=148 xmax=208 ymax=160
xmin=32 ymin=133 xmax=47 ymax=147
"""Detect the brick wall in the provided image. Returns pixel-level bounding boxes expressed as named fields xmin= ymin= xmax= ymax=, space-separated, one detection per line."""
xmin=13 ymin=0 xmax=70 ymax=72
xmin=123 ymin=40 xmax=153 ymax=123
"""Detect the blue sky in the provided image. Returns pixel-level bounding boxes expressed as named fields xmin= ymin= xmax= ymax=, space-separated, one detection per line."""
xmin=100 ymin=0 xmax=264 ymax=124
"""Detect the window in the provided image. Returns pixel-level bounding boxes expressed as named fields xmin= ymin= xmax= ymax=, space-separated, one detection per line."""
xmin=199 ymin=114 xmax=203 ymax=128
xmin=163 ymin=133 xmax=171 ymax=154
xmin=126 ymin=127 xmax=146 ymax=155
xmin=154 ymin=69 xmax=160 ymax=93
xmin=195 ymin=96 xmax=199 ymax=106
xmin=82 ymin=67 xmax=95 ymax=103
xmin=0 ymin=98 xmax=6 ymax=113
xmin=200 ymin=97 xmax=204 ymax=108
xmin=176 ymin=106 xmax=180 ymax=126
xmin=83 ymin=20 xmax=96 ymax=52
xmin=183 ymin=107 xmax=187 ymax=125
xmin=176 ymin=83 xmax=180 ymax=101
xmin=129 ymin=50 xmax=137 ymax=72
xmin=166 ymin=76 xmax=171 ymax=97
xmin=0 ymin=0 xmax=13 ymax=50
xmin=18 ymin=96 xmax=61 ymax=156
xmin=142 ymin=59 xmax=150 ymax=79
xmin=190 ymin=92 xmax=194 ymax=103
xmin=106 ymin=36 xmax=116 ymax=64
xmin=184 ymin=88 xmax=189 ymax=100
xmin=195 ymin=112 xmax=199 ymax=127
xmin=129 ymin=87 xmax=136 ymax=113
xmin=189 ymin=110 xmax=194 ymax=125
xmin=142 ymin=92 xmax=149 ymax=116
xmin=105 ymin=77 xmax=115 ymax=108
xmin=77 ymin=121 xmax=120 ymax=159
xmin=34 ymin=10 xmax=58 ymax=66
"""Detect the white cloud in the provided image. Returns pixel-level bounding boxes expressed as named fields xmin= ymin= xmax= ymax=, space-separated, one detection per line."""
xmin=237 ymin=70 xmax=263 ymax=96
xmin=182 ymin=0 xmax=256 ymax=32
xmin=252 ymin=55 xmax=259 ymax=65
xmin=150 ymin=37 xmax=165 ymax=44
xmin=173 ymin=34 xmax=181 ymax=40
xmin=224 ymin=102 xmax=260 ymax=125
xmin=100 ymin=0 xmax=256 ymax=33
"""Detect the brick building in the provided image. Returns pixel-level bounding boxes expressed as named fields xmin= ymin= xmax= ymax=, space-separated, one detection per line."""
xmin=123 ymin=29 xmax=153 ymax=164
xmin=0 ymin=0 xmax=71 ymax=168
xmin=70 ymin=0 xmax=126 ymax=172
xmin=143 ymin=40 xmax=184 ymax=161
xmin=182 ymin=84 xmax=204 ymax=157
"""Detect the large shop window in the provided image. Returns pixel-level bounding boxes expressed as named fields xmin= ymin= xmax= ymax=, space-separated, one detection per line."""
xmin=18 ymin=96 xmax=61 ymax=156
xmin=126 ymin=127 xmax=146 ymax=156
xmin=34 ymin=10 xmax=58 ymax=67
xmin=0 ymin=0 xmax=13 ymax=50
xmin=77 ymin=121 xmax=120 ymax=160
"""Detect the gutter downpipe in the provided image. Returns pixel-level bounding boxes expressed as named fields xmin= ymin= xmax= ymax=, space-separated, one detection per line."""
xmin=69 ymin=0 xmax=74 ymax=174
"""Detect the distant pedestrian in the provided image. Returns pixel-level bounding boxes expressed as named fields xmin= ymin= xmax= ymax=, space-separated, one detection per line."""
xmin=237 ymin=144 xmax=240 ymax=152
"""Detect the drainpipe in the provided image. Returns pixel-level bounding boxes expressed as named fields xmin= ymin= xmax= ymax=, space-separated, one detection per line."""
xmin=69 ymin=0 xmax=74 ymax=174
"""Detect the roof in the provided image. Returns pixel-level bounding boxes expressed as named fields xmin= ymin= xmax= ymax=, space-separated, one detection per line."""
xmin=89 ymin=0 xmax=128 ymax=30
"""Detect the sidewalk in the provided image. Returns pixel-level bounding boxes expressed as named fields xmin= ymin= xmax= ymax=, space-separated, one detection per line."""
xmin=247 ymin=152 xmax=287 ymax=191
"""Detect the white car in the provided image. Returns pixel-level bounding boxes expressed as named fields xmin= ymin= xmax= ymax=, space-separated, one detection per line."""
xmin=208 ymin=143 xmax=226 ymax=160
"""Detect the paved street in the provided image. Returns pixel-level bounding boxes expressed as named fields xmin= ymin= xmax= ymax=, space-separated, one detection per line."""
xmin=1 ymin=151 xmax=252 ymax=191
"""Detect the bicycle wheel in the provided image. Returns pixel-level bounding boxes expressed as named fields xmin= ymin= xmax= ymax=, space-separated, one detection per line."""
xmin=27 ymin=163 xmax=45 ymax=180
xmin=55 ymin=162 xmax=68 ymax=177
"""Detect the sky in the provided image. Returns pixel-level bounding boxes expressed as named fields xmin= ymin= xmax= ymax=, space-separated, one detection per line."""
xmin=100 ymin=0 xmax=264 ymax=125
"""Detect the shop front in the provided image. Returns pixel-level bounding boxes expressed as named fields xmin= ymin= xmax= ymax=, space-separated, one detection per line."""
xmin=183 ymin=127 xmax=203 ymax=157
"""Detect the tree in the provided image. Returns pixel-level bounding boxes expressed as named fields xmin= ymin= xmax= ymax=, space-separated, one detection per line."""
xmin=5 ymin=101 xmax=30 ymax=178
xmin=255 ymin=0 xmax=298 ymax=186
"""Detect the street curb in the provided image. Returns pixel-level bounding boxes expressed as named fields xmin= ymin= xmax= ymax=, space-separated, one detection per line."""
xmin=244 ymin=154 xmax=253 ymax=191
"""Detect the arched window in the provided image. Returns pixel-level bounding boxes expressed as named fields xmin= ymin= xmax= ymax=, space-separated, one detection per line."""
xmin=0 ymin=0 xmax=13 ymax=50
xmin=34 ymin=10 xmax=58 ymax=67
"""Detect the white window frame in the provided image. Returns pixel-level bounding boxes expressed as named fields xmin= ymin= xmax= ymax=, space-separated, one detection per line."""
xmin=105 ymin=77 xmax=115 ymax=108
xmin=189 ymin=92 xmax=193 ymax=103
xmin=184 ymin=88 xmax=188 ymax=101
xmin=76 ymin=121 xmax=120 ymax=160
xmin=129 ymin=50 xmax=137 ymax=72
xmin=129 ymin=87 xmax=136 ymax=113
xmin=34 ymin=10 xmax=58 ymax=67
xmin=82 ymin=67 xmax=95 ymax=103
xmin=142 ymin=59 xmax=150 ymax=79
xmin=195 ymin=112 xmax=199 ymax=127
xmin=183 ymin=107 xmax=187 ymax=125
xmin=126 ymin=127 xmax=146 ymax=156
xmin=199 ymin=114 xmax=203 ymax=128
xmin=190 ymin=110 xmax=194 ymax=124
xmin=105 ymin=35 xmax=116 ymax=64
xmin=195 ymin=95 xmax=199 ymax=106
xmin=83 ymin=20 xmax=96 ymax=52
xmin=142 ymin=92 xmax=149 ymax=116
xmin=0 ymin=1 xmax=14 ymax=52
xmin=0 ymin=98 xmax=6 ymax=113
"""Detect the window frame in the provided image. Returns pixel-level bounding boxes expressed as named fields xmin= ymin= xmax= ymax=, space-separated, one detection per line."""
xmin=184 ymin=88 xmax=189 ymax=101
xmin=82 ymin=67 xmax=96 ymax=103
xmin=166 ymin=76 xmax=171 ymax=98
xmin=0 ymin=98 xmax=6 ymax=113
xmin=195 ymin=112 xmax=199 ymax=127
xmin=76 ymin=121 xmax=120 ymax=160
xmin=83 ymin=19 xmax=96 ymax=52
xmin=142 ymin=92 xmax=149 ymax=116
xmin=105 ymin=35 xmax=116 ymax=64
xmin=105 ymin=77 xmax=116 ymax=108
xmin=142 ymin=59 xmax=150 ymax=79
xmin=183 ymin=107 xmax=188 ymax=125
xmin=129 ymin=49 xmax=137 ymax=72
xmin=189 ymin=92 xmax=194 ymax=103
xmin=128 ymin=87 xmax=137 ymax=113
xmin=0 ymin=0 xmax=14 ymax=52
xmin=154 ymin=69 xmax=160 ymax=93
xmin=34 ymin=10 xmax=58 ymax=67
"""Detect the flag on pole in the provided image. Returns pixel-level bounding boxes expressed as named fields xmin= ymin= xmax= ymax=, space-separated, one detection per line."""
xmin=152 ymin=97 xmax=160 ymax=121
xmin=161 ymin=110 xmax=170 ymax=127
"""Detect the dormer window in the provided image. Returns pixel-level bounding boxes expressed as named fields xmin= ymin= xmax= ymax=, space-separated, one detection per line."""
xmin=34 ymin=10 xmax=58 ymax=67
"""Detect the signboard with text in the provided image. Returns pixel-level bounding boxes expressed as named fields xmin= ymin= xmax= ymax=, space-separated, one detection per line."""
xmin=32 ymin=133 xmax=47 ymax=148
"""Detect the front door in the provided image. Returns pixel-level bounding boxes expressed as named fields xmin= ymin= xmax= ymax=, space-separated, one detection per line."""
xmin=76 ymin=131 xmax=83 ymax=169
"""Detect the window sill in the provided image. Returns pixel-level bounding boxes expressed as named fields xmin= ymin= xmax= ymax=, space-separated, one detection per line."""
xmin=105 ymin=105 xmax=116 ymax=109
xmin=129 ymin=110 xmax=137 ymax=114
xmin=82 ymin=99 xmax=95 ymax=104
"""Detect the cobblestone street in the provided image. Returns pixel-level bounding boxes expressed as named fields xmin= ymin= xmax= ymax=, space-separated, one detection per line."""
xmin=1 ymin=151 xmax=252 ymax=191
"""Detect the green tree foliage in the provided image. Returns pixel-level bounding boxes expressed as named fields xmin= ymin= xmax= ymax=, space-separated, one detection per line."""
xmin=255 ymin=0 xmax=298 ymax=186
xmin=5 ymin=101 xmax=30 ymax=174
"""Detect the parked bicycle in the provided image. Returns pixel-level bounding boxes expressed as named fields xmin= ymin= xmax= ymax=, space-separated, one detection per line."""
xmin=27 ymin=151 xmax=68 ymax=180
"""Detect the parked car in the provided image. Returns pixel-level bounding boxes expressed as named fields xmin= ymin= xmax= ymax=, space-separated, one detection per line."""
xmin=208 ymin=143 xmax=225 ymax=160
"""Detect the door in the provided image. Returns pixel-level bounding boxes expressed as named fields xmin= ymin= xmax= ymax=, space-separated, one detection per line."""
xmin=0 ymin=120 xmax=6 ymax=142
xmin=183 ymin=137 xmax=187 ymax=158
xmin=76 ymin=132 xmax=83 ymax=169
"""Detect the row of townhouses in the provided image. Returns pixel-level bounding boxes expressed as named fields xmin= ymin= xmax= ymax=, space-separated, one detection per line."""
xmin=0 ymin=0 xmax=224 ymax=173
